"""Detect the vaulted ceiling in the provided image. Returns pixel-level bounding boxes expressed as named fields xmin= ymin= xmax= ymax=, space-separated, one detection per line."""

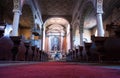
xmin=103 ymin=0 xmax=120 ymax=20
xmin=0 ymin=0 xmax=120 ymax=30
xmin=36 ymin=0 xmax=75 ymax=23
xmin=35 ymin=0 xmax=75 ymax=36
xmin=37 ymin=0 xmax=74 ymax=15
xmin=45 ymin=17 xmax=69 ymax=36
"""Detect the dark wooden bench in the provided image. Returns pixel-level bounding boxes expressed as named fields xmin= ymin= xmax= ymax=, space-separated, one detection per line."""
xmin=90 ymin=36 xmax=120 ymax=62
xmin=89 ymin=36 xmax=108 ymax=62
xmin=10 ymin=36 xmax=26 ymax=61
xmin=103 ymin=37 xmax=120 ymax=61
xmin=84 ymin=42 xmax=92 ymax=61
xmin=0 ymin=36 xmax=14 ymax=60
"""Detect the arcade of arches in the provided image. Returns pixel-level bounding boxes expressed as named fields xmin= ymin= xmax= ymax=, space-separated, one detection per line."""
xmin=0 ymin=0 xmax=120 ymax=61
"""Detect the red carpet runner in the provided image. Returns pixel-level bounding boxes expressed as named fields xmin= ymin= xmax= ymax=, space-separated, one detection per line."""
xmin=0 ymin=62 xmax=120 ymax=78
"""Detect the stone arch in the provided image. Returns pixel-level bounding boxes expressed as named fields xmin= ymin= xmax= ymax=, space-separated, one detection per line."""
xmin=78 ymin=1 xmax=95 ymax=43
xmin=79 ymin=1 xmax=95 ymax=30
xmin=19 ymin=4 xmax=34 ymax=39
xmin=43 ymin=17 xmax=71 ymax=55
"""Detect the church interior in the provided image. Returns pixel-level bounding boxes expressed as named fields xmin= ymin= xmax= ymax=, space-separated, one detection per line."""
xmin=0 ymin=0 xmax=120 ymax=78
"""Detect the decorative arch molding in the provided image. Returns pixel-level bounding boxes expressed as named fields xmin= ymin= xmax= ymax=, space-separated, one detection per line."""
xmin=46 ymin=24 xmax=66 ymax=34
xmin=43 ymin=17 xmax=70 ymax=37
xmin=42 ymin=17 xmax=71 ymax=52
xmin=12 ymin=0 xmax=43 ymax=36
xmin=78 ymin=0 xmax=104 ymax=37
xmin=20 ymin=0 xmax=43 ymax=30
xmin=12 ymin=0 xmax=43 ymax=38
xmin=43 ymin=17 xmax=70 ymax=29
xmin=46 ymin=24 xmax=66 ymax=30
xmin=78 ymin=1 xmax=94 ymax=32
xmin=71 ymin=0 xmax=95 ymax=32
xmin=42 ymin=15 xmax=72 ymax=24
xmin=18 ymin=4 xmax=34 ymax=39
xmin=20 ymin=4 xmax=34 ymax=28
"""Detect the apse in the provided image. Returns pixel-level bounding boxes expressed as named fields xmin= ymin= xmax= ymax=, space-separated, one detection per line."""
xmin=43 ymin=17 xmax=71 ymax=60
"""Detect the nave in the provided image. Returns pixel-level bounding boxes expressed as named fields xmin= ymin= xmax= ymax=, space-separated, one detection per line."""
xmin=0 ymin=62 xmax=120 ymax=78
xmin=1 ymin=0 xmax=120 ymax=78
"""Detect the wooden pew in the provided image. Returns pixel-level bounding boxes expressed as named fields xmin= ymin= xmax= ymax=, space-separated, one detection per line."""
xmin=66 ymin=49 xmax=73 ymax=61
xmin=40 ymin=51 xmax=48 ymax=62
xmin=27 ymin=46 xmax=33 ymax=61
xmin=18 ymin=36 xmax=26 ymax=61
xmin=84 ymin=42 xmax=92 ymax=61
xmin=78 ymin=46 xmax=84 ymax=61
xmin=34 ymin=47 xmax=40 ymax=61
xmin=24 ymin=41 xmax=32 ymax=61
xmin=10 ymin=36 xmax=26 ymax=61
xmin=90 ymin=36 xmax=108 ymax=62
xmin=72 ymin=48 xmax=78 ymax=61
xmin=0 ymin=23 xmax=14 ymax=60
xmin=36 ymin=48 xmax=40 ymax=61
xmin=31 ymin=46 xmax=36 ymax=61
xmin=91 ymin=35 xmax=120 ymax=62
xmin=103 ymin=37 xmax=120 ymax=61
xmin=0 ymin=36 xmax=14 ymax=60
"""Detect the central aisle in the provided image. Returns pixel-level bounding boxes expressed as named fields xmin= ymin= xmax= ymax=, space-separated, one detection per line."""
xmin=0 ymin=62 xmax=120 ymax=78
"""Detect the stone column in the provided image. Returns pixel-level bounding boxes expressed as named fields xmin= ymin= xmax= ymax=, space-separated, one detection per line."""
xmin=96 ymin=13 xmax=104 ymax=36
xmin=96 ymin=0 xmax=104 ymax=36
xmin=61 ymin=36 xmax=63 ymax=52
xmin=41 ymin=26 xmax=44 ymax=51
xmin=80 ymin=31 xmax=84 ymax=46
xmin=49 ymin=36 xmax=51 ymax=51
xmin=38 ymin=39 xmax=41 ymax=50
xmin=12 ymin=0 xmax=22 ymax=36
xmin=12 ymin=10 xmax=21 ymax=36
xmin=79 ymin=22 xmax=84 ymax=46
xmin=70 ymin=27 xmax=73 ymax=49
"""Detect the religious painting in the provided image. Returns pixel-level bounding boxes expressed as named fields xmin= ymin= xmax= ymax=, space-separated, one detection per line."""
xmin=51 ymin=36 xmax=60 ymax=51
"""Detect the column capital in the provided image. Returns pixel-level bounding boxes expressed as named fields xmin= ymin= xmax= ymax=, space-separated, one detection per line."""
xmin=13 ymin=0 xmax=22 ymax=14
xmin=13 ymin=9 xmax=21 ymax=14
xmin=96 ymin=0 xmax=103 ymax=14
